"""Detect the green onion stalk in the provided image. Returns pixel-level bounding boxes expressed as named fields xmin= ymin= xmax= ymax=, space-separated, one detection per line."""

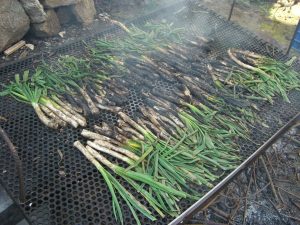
xmin=0 ymin=71 xmax=89 ymax=129
xmin=183 ymin=102 xmax=249 ymax=139
xmin=34 ymin=55 xmax=110 ymax=115
xmin=117 ymin=110 xmax=241 ymax=199
xmin=81 ymin=122 xmax=202 ymax=217
xmin=74 ymin=140 xmax=195 ymax=224
xmin=176 ymin=113 xmax=241 ymax=171
xmin=88 ymin=22 xmax=184 ymax=73
xmin=226 ymin=49 xmax=300 ymax=104
xmin=0 ymin=72 xmax=59 ymax=129
xmin=2 ymin=69 xmax=97 ymax=129
xmin=83 ymin=140 xmax=197 ymax=218
xmin=76 ymin=93 xmax=249 ymax=223
xmin=74 ymin=141 xmax=156 ymax=225
xmin=104 ymin=37 xmax=257 ymax=126
xmin=190 ymin=88 xmax=259 ymax=127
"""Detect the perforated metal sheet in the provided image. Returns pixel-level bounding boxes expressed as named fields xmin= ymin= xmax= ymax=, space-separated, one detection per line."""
xmin=0 ymin=1 xmax=300 ymax=225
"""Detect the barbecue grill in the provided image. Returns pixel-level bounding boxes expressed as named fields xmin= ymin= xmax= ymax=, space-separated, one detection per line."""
xmin=0 ymin=1 xmax=299 ymax=225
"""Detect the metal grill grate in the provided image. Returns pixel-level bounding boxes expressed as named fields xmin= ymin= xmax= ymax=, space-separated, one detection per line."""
xmin=0 ymin=1 xmax=300 ymax=225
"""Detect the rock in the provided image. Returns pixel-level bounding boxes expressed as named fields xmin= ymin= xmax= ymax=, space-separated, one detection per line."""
xmin=72 ymin=0 xmax=96 ymax=25
xmin=40 ymin=0 xmax=80 ymax=8
xmin=0 ymin=0 xmax=30 ymax=52
xmin=56 ymin=6 xmax=75 ymax=25
xmin=19 ymin=0 xmax=46 ymax=23
xmin=31 ymin=9 xmax=61 ymax=37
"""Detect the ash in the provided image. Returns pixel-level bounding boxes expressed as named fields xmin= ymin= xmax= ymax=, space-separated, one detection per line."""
xmin=189 ymin=126 xmax=300 ymax=225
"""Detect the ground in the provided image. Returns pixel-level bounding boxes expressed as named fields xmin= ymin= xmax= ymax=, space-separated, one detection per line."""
xmin=199 ymin=0 xmax=299 ymax=50
xmin=187 ymin=125 xmax=300 ymax=225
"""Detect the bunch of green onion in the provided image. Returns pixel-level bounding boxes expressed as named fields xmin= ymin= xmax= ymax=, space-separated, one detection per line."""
xmin=76 ymin=100 xmax=246 ymax=223
xmin=213 ymin=49 xmax=300 ymax=104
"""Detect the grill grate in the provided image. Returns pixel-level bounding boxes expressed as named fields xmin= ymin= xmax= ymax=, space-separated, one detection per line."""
xmin=0 ymin=1 xmax=300 ymax=225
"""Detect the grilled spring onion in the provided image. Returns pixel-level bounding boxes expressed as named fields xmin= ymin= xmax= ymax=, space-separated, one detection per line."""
xmin=74 ymin=141 xmax=157 ymax=225
xmin=81 ymin=129 xmax=140 ymax=161
xmin=79 ymin=103 xmax=244 ymax=216
xmin=111 ymin=121 xmax=237 ymax=216
xmin=0 ymin=71 xmax=87 ymax=129
xmin=118 ymin=108 xmax=241 ymax=187
xmin=226 ymin=49 xmax=300 ymax=103
xmin=74 ymin=140 xmax=196 ymax=222
xmin=40 ymin=105 xmax=67 ymax=127
xmin=88 ymin=22 xmax=184 ymax=74
xmin=35 ymin=55 xmax=109 ymax=115
xmin=183 ymin=102 xmax=249 ymax=139
xmin=0 ymin=72 xmax=59 ymax=129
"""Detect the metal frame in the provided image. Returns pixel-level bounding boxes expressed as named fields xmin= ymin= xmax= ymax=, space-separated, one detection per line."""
xmin=228 ymin=0 xmax=236 ymax=21
xmin=287 ymin=19 xmax=300 ymax=55
xmin=0 ymin=180 xmax=31 ymax=225
xmin=169 ymin=112 xmax=300 ymax=225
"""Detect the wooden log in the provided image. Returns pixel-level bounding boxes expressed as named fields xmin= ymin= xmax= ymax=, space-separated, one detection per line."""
xmin=4 ymin=40 xmax=26 ymax=56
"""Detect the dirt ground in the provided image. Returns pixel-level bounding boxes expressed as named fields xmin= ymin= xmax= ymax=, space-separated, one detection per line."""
xmin=199 ymin=0 xmax=299 ymax=50
xmin=1 ymin=0 xmax=300 ymax=65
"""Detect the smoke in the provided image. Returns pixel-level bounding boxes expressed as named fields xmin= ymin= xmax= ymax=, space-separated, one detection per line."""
xmin=168 ymin=0 xmax=256 ymax=56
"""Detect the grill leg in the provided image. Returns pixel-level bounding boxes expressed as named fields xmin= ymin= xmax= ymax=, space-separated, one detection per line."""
xmin=286 ymin=19 xmax=300 ymax=55
xmin=0 ymin=127 xmax=25 ymax=203
xmin=228 ymin=0 xmax=236 ymax=21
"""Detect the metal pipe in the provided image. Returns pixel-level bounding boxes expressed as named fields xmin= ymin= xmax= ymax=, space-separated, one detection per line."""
xmin=0 ymin=126 xmax=26 ymax=203
xmin=228 ymin=0 xmax=236 ymax=21
xmin=169 ymin=112 xmax=300 ymax=225
xmin=286 ymin=19 xmax=300 ymax=55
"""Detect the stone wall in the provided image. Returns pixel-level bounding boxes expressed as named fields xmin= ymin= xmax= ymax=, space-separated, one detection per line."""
xmin=0 ymin=0 xmax=96 ymax=52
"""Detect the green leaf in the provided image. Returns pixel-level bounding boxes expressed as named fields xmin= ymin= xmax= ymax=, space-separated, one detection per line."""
xmin=15 ymin=74 xmax=20 ymax=84
xmin=0 ymin=89 xmax=11 ymax=96
xmin=23 ymin=71 xmax=29 ymax=82
xmin=99 ymin=167 xmax=124 ymax=224
xmin=204 ymin=133 xmax=215 ymax=149
xmin=125 ymin=146 xmax=153 ymax=172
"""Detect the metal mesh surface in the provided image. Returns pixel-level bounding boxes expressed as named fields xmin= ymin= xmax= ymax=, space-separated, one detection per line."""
xmin=0 ymin=1 xmax=300 ymax=225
